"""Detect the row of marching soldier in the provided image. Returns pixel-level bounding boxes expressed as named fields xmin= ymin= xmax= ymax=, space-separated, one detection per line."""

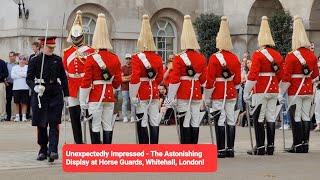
xmin=27 ymin=9 xmax=319 ymax=163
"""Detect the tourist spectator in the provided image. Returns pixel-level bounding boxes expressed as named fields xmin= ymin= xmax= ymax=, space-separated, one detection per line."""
xmin=5 ymin=51 xmax=18 ymax=121
xmin=11 ymin=55 xmax=29 ymax=122
xmin=163 ymin=54 xmax=174 ymax=87
xmin=29 ymin=42 xmax=41 ymax=62
xmin=121 ymin=54 xmax=135 ymax=123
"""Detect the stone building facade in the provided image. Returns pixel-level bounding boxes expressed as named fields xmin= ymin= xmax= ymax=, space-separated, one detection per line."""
xmin=0 ymin=0 xmax=319 ymax=63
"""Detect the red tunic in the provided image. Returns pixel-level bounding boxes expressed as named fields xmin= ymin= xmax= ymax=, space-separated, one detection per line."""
xmin=282 ymin=47 xmax=319 ymax=96
xmin=248 ymin=47 xmax=283 ymax=94
xmin=130 ymin=51 xmax=163 ymax=100
xmin=171 ymin=49 xmax=207 ymax=100
xmin=63 ymin=45 xmax=95 ymax=98
xmin=206 ymin=50 xmax=241 ymax=100
xmin=81 ymin=50 xmax=122 ymax=102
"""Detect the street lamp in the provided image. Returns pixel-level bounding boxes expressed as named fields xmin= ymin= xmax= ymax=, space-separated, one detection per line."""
xmin=13 ymin=0 xmax=29 ymax=19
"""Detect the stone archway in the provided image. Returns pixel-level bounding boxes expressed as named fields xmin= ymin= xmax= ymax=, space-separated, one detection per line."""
xmin=247 ymin=0 xmax=283 ymax=50
xmin=150 ymin=8 xmax=184 ymax=57
xmin=66 ymin=3 xmax=115 ymax=47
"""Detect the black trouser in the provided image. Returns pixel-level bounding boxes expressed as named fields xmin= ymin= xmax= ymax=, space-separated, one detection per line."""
xmin=6 ymin=83 xmax=13 ymax=120
xmin=37 ymin=123 xmax=59 ymax=155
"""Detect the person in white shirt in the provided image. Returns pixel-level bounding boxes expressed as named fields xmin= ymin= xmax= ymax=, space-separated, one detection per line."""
xmin=11 ymin=55 xmax=29 ymax=122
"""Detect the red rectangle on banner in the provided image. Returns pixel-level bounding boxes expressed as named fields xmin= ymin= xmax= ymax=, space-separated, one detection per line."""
xmin=62 ymin=144 xmax=217 ymax=172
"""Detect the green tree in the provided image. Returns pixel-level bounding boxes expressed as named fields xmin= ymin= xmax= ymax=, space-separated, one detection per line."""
xmin=269 ymin=10 xmax=293 ymax=57
xmin=193 ymin=13 xmax=221 ymax=59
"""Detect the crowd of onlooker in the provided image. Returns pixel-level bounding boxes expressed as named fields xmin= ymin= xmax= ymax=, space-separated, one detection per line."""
xmin=0 ymin=42 xmax=41 ymax=122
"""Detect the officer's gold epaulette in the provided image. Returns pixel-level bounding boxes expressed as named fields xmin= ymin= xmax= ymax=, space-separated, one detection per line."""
xmin=64 ymin=46 xmax=72 ymax=52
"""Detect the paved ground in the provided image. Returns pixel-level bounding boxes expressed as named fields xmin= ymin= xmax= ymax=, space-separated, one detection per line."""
xmin=0 ymin=120 xmax=320 ymax=180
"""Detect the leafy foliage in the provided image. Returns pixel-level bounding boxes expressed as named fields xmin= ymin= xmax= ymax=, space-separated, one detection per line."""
xmin=269 ymin=10 xmax=293 ymax=57
xmin=193 ymin=13 xmax=221 ymax=59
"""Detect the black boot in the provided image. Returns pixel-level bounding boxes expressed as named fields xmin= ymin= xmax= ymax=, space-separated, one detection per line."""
xmin=103 ymin=131 xmax=113 ymax=144
xmin=92 ymin=132 xmax=101 ymax=144
xmin=226 ymin=125 xmax=235 ymax=158
xmin=136 ymin=114 xmax=149 ymax=144
xmin=178 ymin=112 xmax=186 ymax=144
xmin=191 ymin=127 xmax=199 ymax=144
xmin=266 ymin=122 xmax=275 ymax=155
xmin=69 ymin=106 xmax=83 ymax=144
xmin=302 ymin=121 xmax=310 ymax=153
xmin=88 ymin=119 xmax=94 ymax=144
xmin=247 ymin=105 xmax=265 ymax=155
xmin=182 ymin=127 xmax=192 ymax=144
xmin=149 ymin=126 xmax=159 ymax=144
xmin=285 ymin=105 xmax=303 ymax=153
xmin=213 ymin=110 xmax=225 ymax=158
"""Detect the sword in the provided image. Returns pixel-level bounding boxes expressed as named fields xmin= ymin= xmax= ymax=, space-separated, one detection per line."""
xmin=37 ymin=20 xmax=49 ymax=109
xmin=173 ymin=107 xmax=181 ymax=144
xmin=246 ymin=102 xmax=254 ymax=155
xmin=280 ymin=104 xmax=286 ymax=152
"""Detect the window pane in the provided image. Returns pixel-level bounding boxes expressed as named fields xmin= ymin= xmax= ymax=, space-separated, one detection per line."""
xmin=157 ymin=20 xmax=166 ymax=28
xmin=166 ymin=23 xmax=174 ymax=36
xmin=158 ymin=30 xmax=166 ymax=37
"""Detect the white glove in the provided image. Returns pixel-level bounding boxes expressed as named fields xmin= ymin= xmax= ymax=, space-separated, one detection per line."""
xmin=80 ymin=101 xmax=89 ymax=110
xmin=34 ymin=85 xmax=45 ymax=96
xmin=205 ymin=100 xmax=212 ymax=108
xmin=131 ymin=97 xmax=139 ymax=107
xmin=64 ymin=97 xmax=69 ymax=106
xmin=243 ymin=93 xmax=250 ymax=104
xmin=278 ymin=95 xmax=286 ymax=104
xmin=169 ymin=99 xmax=177 ymax=107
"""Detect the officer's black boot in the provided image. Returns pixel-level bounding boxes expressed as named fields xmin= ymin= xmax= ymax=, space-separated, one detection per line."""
xmin=149 ymin=125 xmax=159 ymax=144
xmin=178 ymin=112 xmax=186 ymax=144
xmin=136 ymin=114 xmax=149 ymax=144
xmin=183 ymin=127 xmax=192 ymax=144
xmin=103 ymin=131 xmax=113 ymax=144
xmin=37 ymin=127 xmax=48 ymax=161
xmin=69 ymin=105 xmax=83 ymax=144
xmin=286 ymin=105 xmax=303 ymax=153
xmin=226 ymin=125 xmax=235 ymax=158
xmin=48 ymin=123 xmax=59 ymax=162
xmin=92 ymin=132 xmax=101 ymax=144
xmin=213 ymin=110 xmax=225 ymax=158
xmin=191 ymin=126 xmax=199 ymax=144
xmin=266 ymin=122 xmax=275 ymax=155
xmin=247 ymin=105 xmax=265 ymax=155
xmin=302 ymin=121 xmax=310 ymax=153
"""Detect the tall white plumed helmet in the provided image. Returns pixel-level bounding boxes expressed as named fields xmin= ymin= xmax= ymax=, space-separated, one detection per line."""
xmin=292 ymin=15 xmax=311 ymax=50
xmin=216 ymin=16 xmax=233 ymax=51
xmin=181 ymin=15 xmax=200 ymax=50
xmin=137 ymin=14 xmax=156 ymax=52
xmin=258 ymin=16 xmax=275 ymax=48
xmin=91 ymin=13 xmax=113 ymax=50
xmin=67 ymin=10 xmax=84 ymax=45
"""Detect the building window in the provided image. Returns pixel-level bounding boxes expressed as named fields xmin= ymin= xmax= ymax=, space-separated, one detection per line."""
xmin=152 ymin=19 xmax=177 ymax=63
xmin=82 ymin=16 xmax=96 ymax=46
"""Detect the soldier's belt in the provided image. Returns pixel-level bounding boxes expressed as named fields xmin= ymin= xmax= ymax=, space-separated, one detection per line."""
xmin=140 ymin=77 xmax=155 ymax=82
xmin=216 ymin=76 xmax=234 ymax=82
xmin=35 ymin=78 xmax=61 ymax=85
xmin=259 ymin=72 xmax=275 ymax=76
xmin=180 ymin=73 xmax=201 ymax=81
xmin=291 ymin=74 xmax=309 ymax=78
xmin=93 ymin=80 xmax=112 ymax=85
xmin=69 ymin=73 xmax=84 ymax=78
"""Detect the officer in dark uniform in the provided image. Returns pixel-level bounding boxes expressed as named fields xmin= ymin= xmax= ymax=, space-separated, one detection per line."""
xmin=26 ymin=36 xmax=69 ymax=162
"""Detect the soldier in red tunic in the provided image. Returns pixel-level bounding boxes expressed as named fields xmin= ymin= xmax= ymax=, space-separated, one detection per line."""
xmin=167 ymin=15 xmax=207 ymax=144
xmin=278 ymin=16 xmax=319 ymax=153
xmin=79 ymin=13 xmax=122 ymax=144
xmin=63 ymin=10 xmax=95 ymax=144
xmin=204 ymin=16 xmax=241 ymax=158
xmin=243 ymin=16 xmax=283 ymax=155
xmin=129 ymin=15 xmax=163 ymax=144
